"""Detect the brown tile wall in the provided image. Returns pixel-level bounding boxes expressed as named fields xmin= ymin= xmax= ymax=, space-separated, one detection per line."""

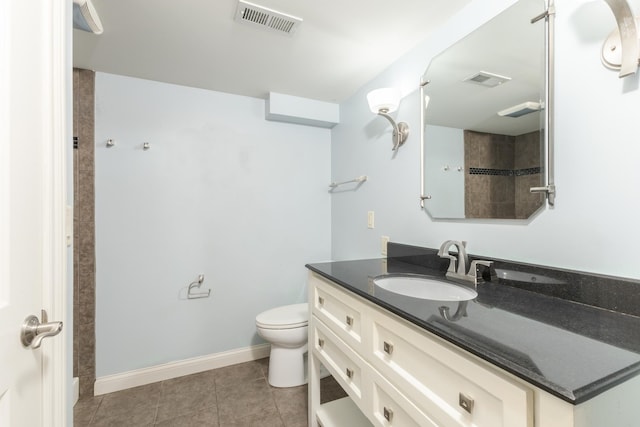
xmin=514 ymin=131 xmax=541 ymax=169
xmin=464 ymin=130 xmax=542 ymax=219
xmin=514 ymin=131 xmax=544 ymax=218
xmin=73 ymin=68 xmax=96 ymax=398
xmin=464 ymin=130 xmax=515 ymax=219
xmin=515 ymin=174 xmax=544 ymax=218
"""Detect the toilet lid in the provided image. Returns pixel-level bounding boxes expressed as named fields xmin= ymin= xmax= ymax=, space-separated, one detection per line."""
xmin=256 ymin=303 xmax=308 ymax=329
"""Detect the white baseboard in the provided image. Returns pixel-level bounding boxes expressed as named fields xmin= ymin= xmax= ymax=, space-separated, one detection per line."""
xmin=94 ymin=343 xmax=271 ymax=396
xmin=73 ymin=377 xmax=79 ymax=406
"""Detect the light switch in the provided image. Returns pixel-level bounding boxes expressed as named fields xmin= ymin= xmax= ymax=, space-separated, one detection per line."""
xmin=367 ymin=211 xmax=374 ymax=229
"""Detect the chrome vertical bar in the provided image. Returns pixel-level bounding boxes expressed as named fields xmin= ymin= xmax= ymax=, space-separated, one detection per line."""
xmin=419 ymin=79 xmax=431 ymax=208
xmin=530 ymin=1 xmax=556 ymax=206
xmin=546 ymin=0 xmax=556 ymax=206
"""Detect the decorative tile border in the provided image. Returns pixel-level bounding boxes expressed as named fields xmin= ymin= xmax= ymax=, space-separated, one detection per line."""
xmin=469 ymin=167 xmax=541 ymax=176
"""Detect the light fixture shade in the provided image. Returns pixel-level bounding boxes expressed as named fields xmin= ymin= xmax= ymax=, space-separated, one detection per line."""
xmin=73 ymin=0 xmax=104 ymax=34
xmin=367 ymin=88 xmax=401 ymax=113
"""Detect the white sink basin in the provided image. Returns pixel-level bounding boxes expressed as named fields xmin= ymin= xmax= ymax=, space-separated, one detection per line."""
xmin=374 ymin=275 xmax=477 ymax=301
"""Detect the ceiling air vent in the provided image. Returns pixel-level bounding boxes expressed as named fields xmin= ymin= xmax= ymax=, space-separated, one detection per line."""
xmin=463 ymin=71 xmax=511 ymax=88
xmin=234 ymin=0 xmax=302 ymax=36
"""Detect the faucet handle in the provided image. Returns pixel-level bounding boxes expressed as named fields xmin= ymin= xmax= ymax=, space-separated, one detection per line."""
xmin=469 ymin=260 xmax=497 ymax=282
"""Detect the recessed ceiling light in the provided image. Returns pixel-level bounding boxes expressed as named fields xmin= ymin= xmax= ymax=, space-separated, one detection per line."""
xmin=498 ymin=101 xmax=541 ymax=118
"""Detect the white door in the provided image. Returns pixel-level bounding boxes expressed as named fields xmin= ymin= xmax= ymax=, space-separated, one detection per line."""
xmin=0 ymin=1 xmax=69 ymax=426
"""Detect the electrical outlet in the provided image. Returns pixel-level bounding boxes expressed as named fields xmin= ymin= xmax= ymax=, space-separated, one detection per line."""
xmin=367 ymin=211 xmax=375 ymax=229
xmin=381 ymin=236 xmax=390 ymax=255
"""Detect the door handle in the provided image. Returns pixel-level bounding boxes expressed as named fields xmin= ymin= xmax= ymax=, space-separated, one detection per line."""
xmin=21 ymin=310 xmax=63 ymax=349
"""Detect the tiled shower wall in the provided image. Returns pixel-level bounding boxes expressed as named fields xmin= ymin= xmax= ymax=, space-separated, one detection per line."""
xmin=464 ymin=130 xmax=543 ymax=219
xmin=513 ymin=131 xmax=544 ymax=218
xmin=73 ymin=68 xmax=96 ymax=398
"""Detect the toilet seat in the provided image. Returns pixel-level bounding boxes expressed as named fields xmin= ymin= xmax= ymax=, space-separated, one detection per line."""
xmin=256 ymin=303 xmax=308 ymax=329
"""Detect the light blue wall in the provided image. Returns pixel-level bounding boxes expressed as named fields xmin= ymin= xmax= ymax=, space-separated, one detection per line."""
xmin=331 ymin=0 xmax=640 ymax=280
xmin=94 ymin=73 xmax=331 ymax=376
xmin=93 ymin=0 xmax=640 ymax=377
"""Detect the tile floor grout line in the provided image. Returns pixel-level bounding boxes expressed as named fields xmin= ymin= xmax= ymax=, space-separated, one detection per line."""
xmin=152 ymin=380 xmax=164 ymax=425
xmin=271 ymin=388 xmax=287 ymax=427
xmin=87 ymin=396 xmax=103 ymax=426
xmin=213 ymin=371 xmax=221 ymax=427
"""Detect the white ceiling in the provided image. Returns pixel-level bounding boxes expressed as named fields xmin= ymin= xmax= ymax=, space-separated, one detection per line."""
xmin=73 ymin=0 xmax=472 ymax=103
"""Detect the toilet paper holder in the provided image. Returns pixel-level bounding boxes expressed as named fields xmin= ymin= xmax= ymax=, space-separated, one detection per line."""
xmin=187 ymin=274 xmax=211 ymax=299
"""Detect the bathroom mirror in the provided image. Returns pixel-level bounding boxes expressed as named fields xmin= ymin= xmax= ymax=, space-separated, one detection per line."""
xmin=420 ymin=0 xmax=554 ymax=220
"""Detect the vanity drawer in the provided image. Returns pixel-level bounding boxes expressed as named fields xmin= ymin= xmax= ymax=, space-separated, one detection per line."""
xmin=368 ymin=310 xmax=533 ymax=427
xmin=369 ymin=367 xmax=441 ymax=427
xmin=312 ymin=317 xmax=366 ymax=405
xmin=311 ymin=273 xmax=364 ymax=351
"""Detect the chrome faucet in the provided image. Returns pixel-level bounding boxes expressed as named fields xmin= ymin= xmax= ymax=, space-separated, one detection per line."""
xmin=437 ymin=240 xmax=495 ymax=285
xmin=437 ymin=240 xmax=468 ymax=277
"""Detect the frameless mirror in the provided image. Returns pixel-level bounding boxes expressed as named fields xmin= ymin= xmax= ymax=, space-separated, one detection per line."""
xmin=420 ymin=0 xmax=554 ymax=220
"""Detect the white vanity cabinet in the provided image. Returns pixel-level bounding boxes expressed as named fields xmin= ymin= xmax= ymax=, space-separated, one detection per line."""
xmin=308 ymin=272 xmax=532 ymax=427
xmin=307 ymin=271 xmax=640 ymax=427
xmin=367 ymin=303 xmax=532 ymax=427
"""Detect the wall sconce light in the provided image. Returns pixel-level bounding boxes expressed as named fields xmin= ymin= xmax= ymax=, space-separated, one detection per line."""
xmin=601 ymin=0 xmax=640 ymax=77
xmin=73 ymin=0 xmax=104 ymax=34
xmin=367 ymin=88 xmax=409 ymax=151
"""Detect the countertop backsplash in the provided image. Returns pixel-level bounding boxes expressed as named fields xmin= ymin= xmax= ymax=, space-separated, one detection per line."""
xmin=387 ymin=242 xmax=640 ymax=318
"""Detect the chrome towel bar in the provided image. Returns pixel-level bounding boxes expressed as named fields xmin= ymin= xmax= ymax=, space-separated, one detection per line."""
xmin=329 ymin=175 xmax=367 ymax=189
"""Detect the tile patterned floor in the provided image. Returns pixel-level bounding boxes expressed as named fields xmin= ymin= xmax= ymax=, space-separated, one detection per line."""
xmin=74 ymin=358 xmax=347 ymax=426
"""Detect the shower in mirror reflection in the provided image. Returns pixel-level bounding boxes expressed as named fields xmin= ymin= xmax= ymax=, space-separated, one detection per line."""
xmin=419 ymin=0 xmax=552 ymax=219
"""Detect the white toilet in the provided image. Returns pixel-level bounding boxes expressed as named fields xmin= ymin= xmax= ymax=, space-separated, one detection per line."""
xmin=256 ymin=303 xmax=309 ymax=388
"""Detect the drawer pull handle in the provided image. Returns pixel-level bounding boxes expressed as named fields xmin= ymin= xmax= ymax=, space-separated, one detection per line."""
xmin=383 ymin=341 xmax=394 ymax=355
xmin=383 ymin=406 xmax=394 ymax=422
xmin=318 ymin=296 xmax=325 ymax=305
xmin=346 ymin=368 xmax=354 ymax=379
xmin=459 ymin=393 xmax=474 ymax=414
xmin=346 ymin=315 xmax=353 ymax=326
xmin=318 ymin=338 xmax=325 ymax=348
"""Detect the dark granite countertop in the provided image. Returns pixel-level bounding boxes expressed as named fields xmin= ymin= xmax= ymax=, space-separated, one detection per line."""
xmin=305 ymin=245 xmax=640 ymax=405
